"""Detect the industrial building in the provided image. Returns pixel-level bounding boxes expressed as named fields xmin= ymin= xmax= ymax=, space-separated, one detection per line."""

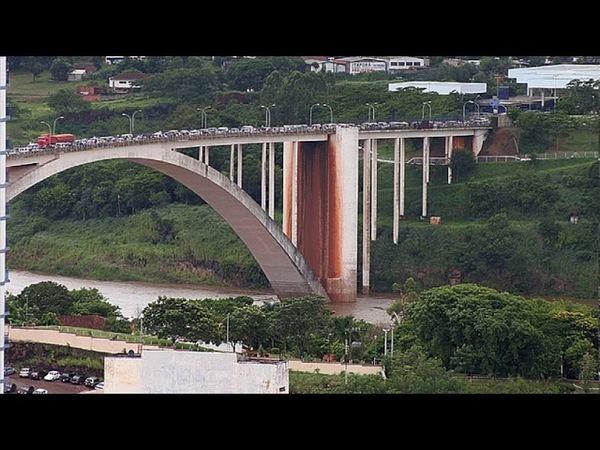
xmin=388 ymin=81 xmax=487 ymax=95
xmin=507 ymin=64 xmax=600 ymax=108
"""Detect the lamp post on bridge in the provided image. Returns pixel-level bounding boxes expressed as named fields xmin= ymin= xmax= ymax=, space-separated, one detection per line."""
xmin=474 ymin=95 xmax=481 ymax=117
xmin=462 ymin=100 xmax=475 ymax=121
xmin=261 ymin=104 xmax=275 ymax=127
xmin=322 ymin=103 xmax=333 ymax=123
xmin=122 ymin=110 xmax=141 ymax=135
xmin=422 ymin=101 xmax=432 ymax=120
xmin=197 ymin=106 xmax=211 ymax=129
xmin=309 ymin=103 xmax=320 ymax=126
xmin=40 ymin=121 xmax=52 ymax=138
xmin=366 ymin=102 xmax=377 ymax=121
xmin=52 ymin=115 xmax=64 ymax=134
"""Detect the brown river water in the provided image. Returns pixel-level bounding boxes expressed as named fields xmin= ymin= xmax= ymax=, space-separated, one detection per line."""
xmin=6 ymin=270 xmax=398 ymax=325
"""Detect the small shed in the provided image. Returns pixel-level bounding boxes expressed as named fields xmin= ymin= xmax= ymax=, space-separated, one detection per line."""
xmin=68 ymin=69 xmax=86 ymax=82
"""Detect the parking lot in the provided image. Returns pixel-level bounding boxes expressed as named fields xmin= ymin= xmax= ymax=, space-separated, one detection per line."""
xmin=4 ymin=372 xmax=99 ymax=394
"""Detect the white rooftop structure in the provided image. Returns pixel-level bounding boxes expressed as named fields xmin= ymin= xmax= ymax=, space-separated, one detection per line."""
xmin=508 ymin=64 xmax=600 ymax=91
xmin=389 ymin=81 xmax=487 ymax=95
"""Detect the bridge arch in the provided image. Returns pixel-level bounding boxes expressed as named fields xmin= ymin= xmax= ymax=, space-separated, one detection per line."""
xmin=6 ymin=145 xmax=330 ymax=302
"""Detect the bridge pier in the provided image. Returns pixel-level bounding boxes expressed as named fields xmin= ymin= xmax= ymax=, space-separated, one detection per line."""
xmin=283 ymin=126 xmax=358 ymax=302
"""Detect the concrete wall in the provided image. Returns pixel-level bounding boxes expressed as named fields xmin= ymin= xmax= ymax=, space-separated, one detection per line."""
xmin=8 ymin=326 xmax=147 ymax=354
xmin=287 ymin=359 xmax=384 ymax=376
xmin=105 ymin=350 xmax=289 ymax=394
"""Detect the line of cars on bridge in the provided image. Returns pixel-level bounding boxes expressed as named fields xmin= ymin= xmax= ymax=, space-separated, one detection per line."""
xmin=5 ymin=117 xmax=492 ymax=158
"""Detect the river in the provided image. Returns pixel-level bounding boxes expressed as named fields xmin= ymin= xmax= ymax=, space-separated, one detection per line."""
xmin=5 ymin=270 xmax=398 ymax=325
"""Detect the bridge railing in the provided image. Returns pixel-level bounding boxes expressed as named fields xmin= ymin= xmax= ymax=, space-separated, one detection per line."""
xmin=5 ymin=118 xmax=494 ymax=159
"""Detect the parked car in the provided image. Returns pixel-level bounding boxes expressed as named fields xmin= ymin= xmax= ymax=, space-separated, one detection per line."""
xmin=4 ymin=366 xmax=16 ymax=376
xmin=4 ymin=382 xmax=17 ymax=394
xmin=70 ymin=374 xmax=87 ymax=385
xmin=30 ymin=370 xmax=48 ymax=380
xmin=84 ymin=376 xmax=101 ymax=388
xmin=44 ymin=370 xmax=61 ymax=381
xmin=94 ymin=381 xmax=104 ymax=390
xmin=60 ymin=372 xmax=76 ymax=383
xmin=17 ymin=385 xmax=34 ymax=394
xmin=33 ymin=388 xmax=48 ymax=394
xmin=19 ymin=367 xmax=32 ymax=378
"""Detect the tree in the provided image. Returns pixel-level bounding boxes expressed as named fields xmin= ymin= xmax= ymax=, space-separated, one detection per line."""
xmin=70 ymin=287 xmax=124 ymax=317
xmin=47 ymin=88 xmax=91 ymax=117
xmin=273 ymin=295 xmax=332 ymax=358
xmin=49 ymin=57 xmax=74 ymax=81
xmin=384 ymin=346 xmax=467 ymax=393
xmin=388 ymin=277 xmax=419 ymax=324
xmin=578 ymin=352 xmax=598 ymax=393
xmin=402 ymin=283 xmax=562 ymax=378
xmin=449 ymin=147 xmax=476 ymax=182
xmin=14 ymin=281 xmax=73 ymax=321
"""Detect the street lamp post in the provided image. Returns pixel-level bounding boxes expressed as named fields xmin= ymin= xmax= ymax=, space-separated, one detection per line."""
xmin=366 ymin=102 xmax=377 ymax=121
xmin=322 ymin=103 xmax=333 ymax=123
xmin=197 ymin=107 xmax=211 ymax=129
xmin=40 ymin=120 xmax=52 ymax=138
xmin=462 ymin=100 xmax=475 ymax=121
xmin=122 ymin=113 xmax=133 ymax=135
xmin=309 ymin=103 xmax=320 ymax=125
xmin=344 ymin=335 xmax=349 ymax=384
xmin=52 ymin=115 xmax=64 ymax=134
xmin=383 ymin=328 xmax=389 ymax=355
xmin=261 ymin=104 xmax=275 ymax=127
xmin=422 ymin=101 xmax=432 ymax=120
xmin=226 ymin=313 xmax=230 ymax=351
xmin=131 ymin=110 xmax=141 ymax=134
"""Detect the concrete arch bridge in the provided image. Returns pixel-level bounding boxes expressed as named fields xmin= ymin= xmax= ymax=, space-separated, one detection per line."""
xmin=5 ymin=123 xmax=491 ymax=303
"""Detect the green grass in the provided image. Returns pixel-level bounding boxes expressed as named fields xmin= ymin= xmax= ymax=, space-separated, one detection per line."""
xmin=8 ymin=70 xmax=74 ymax=98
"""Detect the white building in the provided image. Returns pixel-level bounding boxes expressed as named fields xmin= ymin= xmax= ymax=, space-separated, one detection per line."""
xmin=385 ymin=56 xmax=427 ymax=72
xmin=388 ymin=81 xmax=487 ymax=95
xmin=108 ymin=73 xmax=150 ymax=90
xmin=335 ymin=57 xmax=387 ymax=74
xmin=103 ymin=350 xmax=289 ymax=394
xmin=68 ymin=69 xmax=86 ymax=82
xmin=507 ymin=64 xmax=600 ymax=95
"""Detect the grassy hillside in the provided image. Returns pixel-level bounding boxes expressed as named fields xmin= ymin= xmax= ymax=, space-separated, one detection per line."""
xmin=7 ymin=156 xmax=598 ymax=300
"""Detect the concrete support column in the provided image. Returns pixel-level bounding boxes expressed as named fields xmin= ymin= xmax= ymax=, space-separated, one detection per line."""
xmin=370 ymin=139 xmax=378 ymax=241
xmin=237 ymin=143 xmax=243 ymax=188
xmin=269 ymin=142 xmax=275 ymax=219
xmin=287 ymin=127 xmax=358 ymax=302
xmin=362 ymin=139 xmax=371 ymax=294
xmin=230 ymin=144 xmax=235 ymax=182
xmin=421 ymin=136 xmax=429 ymax=218
xmin=393 ymin=137 xmax=406 ymax=244
xmin=446 ymin=136 xmax=453 ymax=184
xmin=283 ymin=140 xmax=299 ymax=244
xmin=261 ymin=142 xmax=267 ymax=210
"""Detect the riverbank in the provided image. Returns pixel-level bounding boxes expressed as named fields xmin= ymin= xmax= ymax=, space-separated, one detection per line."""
xmin=7 ymin=270 xmax=398 ymax=324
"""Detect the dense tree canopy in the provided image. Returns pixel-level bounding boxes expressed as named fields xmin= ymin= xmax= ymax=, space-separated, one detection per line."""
xmin=398 ymin=283 xmax=597 ymax=379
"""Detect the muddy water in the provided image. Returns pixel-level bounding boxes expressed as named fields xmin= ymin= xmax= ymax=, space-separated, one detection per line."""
xmin=6 ymin=270 xmax=397 ymax=325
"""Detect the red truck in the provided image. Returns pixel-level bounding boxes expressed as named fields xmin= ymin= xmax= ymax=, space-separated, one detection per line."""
xmin=37 ymin=133 xmax=76 ymax=147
